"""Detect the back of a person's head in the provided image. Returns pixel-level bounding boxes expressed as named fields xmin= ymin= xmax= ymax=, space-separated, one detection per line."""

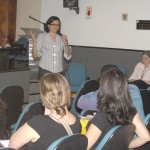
xmin=40 ymin=73 xmax=71 ymax=116
xmin=141 ymin=50 xmax=150 ymax=58
xmin=100 ymin=64 xmax=118 ymax=78
xmin=98 ymin=68 xmax=136 ymax=125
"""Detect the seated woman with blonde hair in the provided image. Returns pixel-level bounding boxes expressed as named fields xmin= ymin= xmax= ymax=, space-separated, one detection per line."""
xmin=9 ymin=73 xmax=81 ymax=150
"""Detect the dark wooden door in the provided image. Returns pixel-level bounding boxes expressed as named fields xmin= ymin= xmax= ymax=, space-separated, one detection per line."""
xmin=0 ymin=0 xmax=16 ymax=46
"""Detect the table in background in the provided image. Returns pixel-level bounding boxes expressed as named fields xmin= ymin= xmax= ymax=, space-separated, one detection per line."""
xmin=0 ymin=47 xmax=26 ymax=71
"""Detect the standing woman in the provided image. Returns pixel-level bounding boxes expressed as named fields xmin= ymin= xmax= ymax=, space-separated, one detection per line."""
xmin=129 ymin=50 xmax=150 ymax=89
xmin=31 ymin=16 xmax=72 ymax=79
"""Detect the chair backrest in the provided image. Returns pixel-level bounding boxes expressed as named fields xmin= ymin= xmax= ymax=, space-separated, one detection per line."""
xmin=116 ymin=64 xmax=127 ymax=76
xmin=15 ymin=37 xmax=28 ymax=47
xmin=144 ymin=113 xmax=150 ymax=131
xmin=13 ymin=101 xmax=44 ymax=133
xmin=15 ymin=36 xmax=29 ymax=56
xmin=140 ymin=89 xmax=150 ymax=116
xmin=47 ymin=133 xmax=88 ymax=150
xmin=129 ymin=84 xmax=145 ymax=121
xmin=0 ymin=111 xmax=6 ymax=139
xmin=66 ymin=63 xmax=87 ymax=93
xmin=70 ymin=80 xmax=99 ymax=115
xmin=0 ymin=86 xmax=24 ymax=127
xmin=95 ymin=124 xmax=135 ymax=150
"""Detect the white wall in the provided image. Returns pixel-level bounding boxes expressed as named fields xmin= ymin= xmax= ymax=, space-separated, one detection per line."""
xmin=16 ymin=0 xmax=42 ymax=39
xmin=40 ymin=0 xmax=150 ymax=50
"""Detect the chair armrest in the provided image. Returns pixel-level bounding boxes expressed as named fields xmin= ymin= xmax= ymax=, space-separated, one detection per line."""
xmin=10 ymin=123 xmax=16 ymax=130
xmin=144 ymin=113 xmax=150 ymax=125
xmin=47 ymin=135 xmax=70 ymax=150
xmin=80 ymin=110 xmax=88 ymax=116
xmin=95 ymin=125 xmax=121 ymax=150
xmin=147 ymin=86 xmax=150 ymax=91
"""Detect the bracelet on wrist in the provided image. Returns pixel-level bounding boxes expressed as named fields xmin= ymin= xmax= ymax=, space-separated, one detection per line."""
xmin=65 ymin=45 xmax=69 ymax=47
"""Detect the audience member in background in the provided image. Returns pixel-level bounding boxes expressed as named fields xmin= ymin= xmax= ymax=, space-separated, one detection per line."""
xmin=77 ymin=65 xmax=117 ymax=111
xmin=129 ymin=50 xmax=150 ymax=115
xmin=86 ymin=68 xmax=150 ymax=150
xmin=78 ymin=63 xmax=150 ymax=116
xmin=9 ymin=73 xmax=81 ymax=150
xmin=31 ymin=16 xmax=72 ymax=79
xmin=129 ymin=50 xmax=150 ymax=89
xmin=0 ymin=98 xmax=7 ymax=139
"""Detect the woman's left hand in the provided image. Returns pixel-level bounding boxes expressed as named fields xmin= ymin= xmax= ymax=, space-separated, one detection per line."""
xmin=61 ymin=34 xmax=68 ymax=46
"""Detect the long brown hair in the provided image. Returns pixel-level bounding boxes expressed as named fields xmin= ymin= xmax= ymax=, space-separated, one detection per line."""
xmin=98 ymin=69 xmax=136 ymax=125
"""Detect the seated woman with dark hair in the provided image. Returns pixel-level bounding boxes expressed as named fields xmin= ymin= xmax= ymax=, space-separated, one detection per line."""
xmin=86 ymin=68 xmax=150 ymax=150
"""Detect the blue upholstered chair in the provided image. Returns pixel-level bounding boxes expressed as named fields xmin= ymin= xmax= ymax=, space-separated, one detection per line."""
xmin=0 ymin=110 xmax=6 ymax=139
xmin=14 ymin=37 xmax=29 ymax=68
xmin=70 ymin=80 xmax=99 ymax=115
xmin=12 ymin=101 xmax=44 ymax=133
xmin=95 ymin=124 xmax=135 ymax=150
xmin=140 ymin=89 xmax=150 ymax=116
xmin=47 ymin=133 xmax=88 ymax=150
xmin=117 ymin=64 xmax=127 ymax=76
xmin=0 ymin=86 xmax=24 ymax=130
xmin=129 ymin=84 xmax=145 ymax=121
xmin=65 ymin=63 xmax=87 ymax=93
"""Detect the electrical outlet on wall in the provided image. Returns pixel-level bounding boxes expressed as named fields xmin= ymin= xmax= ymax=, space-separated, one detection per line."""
xmin=122 ymin=13 xmax=128 ymax=21
xmin=86 ymin=6 xmax=92 ymax=19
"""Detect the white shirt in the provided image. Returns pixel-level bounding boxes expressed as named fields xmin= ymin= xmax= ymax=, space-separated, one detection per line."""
xmin=129 ymin=62 xmax=150 ymax=81
xmin=37 ymin=32 xmax=71 ymax=73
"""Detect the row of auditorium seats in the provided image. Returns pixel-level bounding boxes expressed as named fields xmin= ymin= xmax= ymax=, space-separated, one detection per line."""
xmin=9 ymin=36 xmax=29 ymax=70
xmin=0 ymin=64 xmax=149 ymax=149
xmin=1 ymin=99 xmax=149 ymax=149
xmin=70 ymin=79 xmax=150 ymax=150
xmin=0 ymin=101 xmax=88 ymax=150
xmin=0 ymin=86 xmax=24 ymax=139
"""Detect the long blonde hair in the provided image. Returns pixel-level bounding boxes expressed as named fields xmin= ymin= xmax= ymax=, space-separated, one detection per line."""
xmin=40 ymin=73 xmax=71 ymax=116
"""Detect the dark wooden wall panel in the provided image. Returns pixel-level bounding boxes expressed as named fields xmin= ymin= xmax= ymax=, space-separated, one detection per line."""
xmin=0 ymin=0 xmax=16 ymax=46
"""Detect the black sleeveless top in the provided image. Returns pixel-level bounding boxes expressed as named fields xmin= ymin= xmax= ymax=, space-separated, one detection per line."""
xmin=22 ymin=114 xmax=81 ymax=150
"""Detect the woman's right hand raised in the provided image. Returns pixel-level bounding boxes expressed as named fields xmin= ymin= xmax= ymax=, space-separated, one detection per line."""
xmin=30 ymin=30 xmax=38 ymax=59
xmin=30 ymin=30 xmax=36 ymax=42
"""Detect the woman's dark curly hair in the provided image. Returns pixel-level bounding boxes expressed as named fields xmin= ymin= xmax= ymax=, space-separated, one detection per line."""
xmin=44 ymin=16 xmax=62 ymax=35
xmin=98 ymin=68 xmax=136 ymax=125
